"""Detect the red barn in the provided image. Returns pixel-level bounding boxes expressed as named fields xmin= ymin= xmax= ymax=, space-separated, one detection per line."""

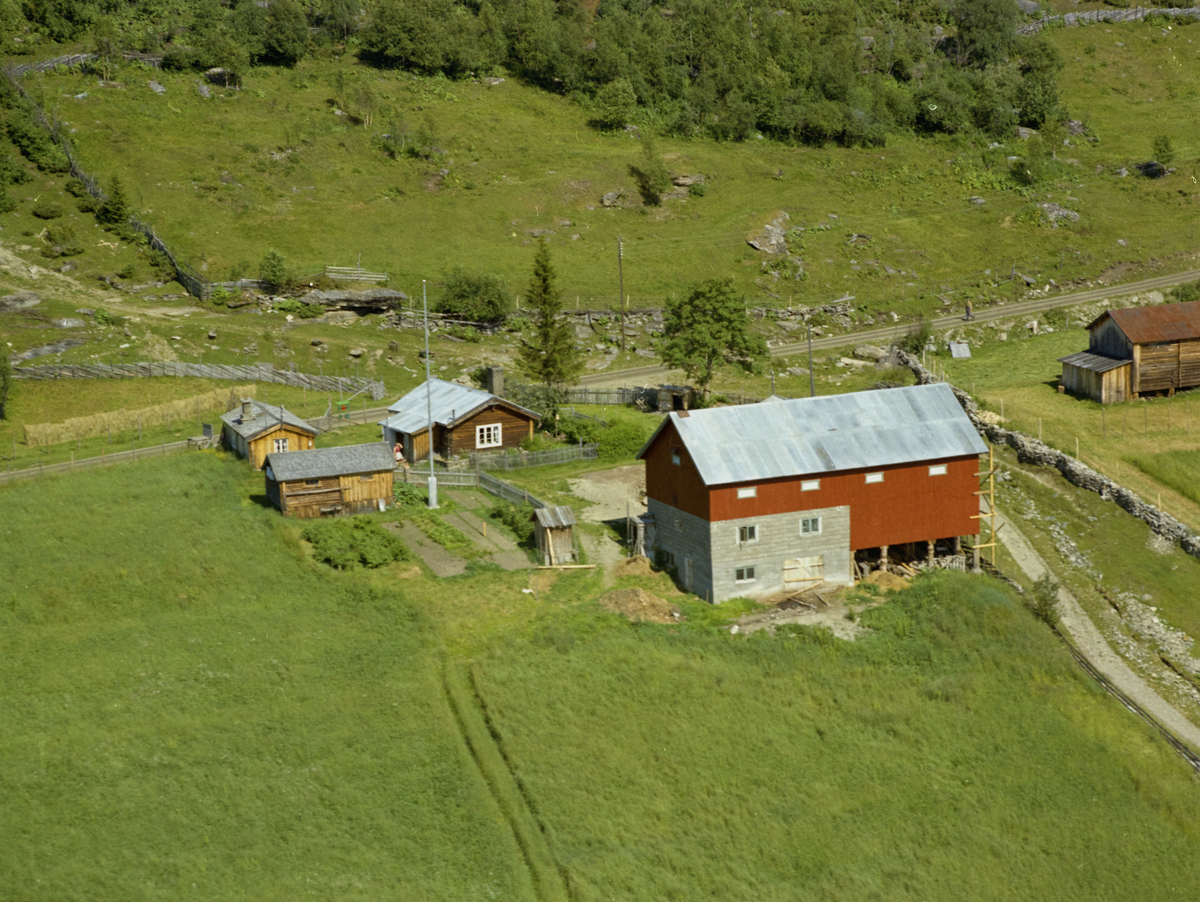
xmin=636 ymin=383 xmax=987 ymax=601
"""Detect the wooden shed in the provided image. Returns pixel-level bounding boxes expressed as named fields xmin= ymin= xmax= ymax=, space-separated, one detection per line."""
xmin=220 ymin=399 xmax=318 ymax=469
xmin=657 ymin=384 xmax=696 ymax=411
xmin=1063 ymin=301 xmax=1200 ymax=402
xmin=264 ymin=443 xmax=395 ymax=518
xmin=379 ymin=378 xmax=540 ymax=464
xmin=533 ymin=505 xmax=576 ymax=566
xmin=1057 ymin=352 xmax=1132 ymax=404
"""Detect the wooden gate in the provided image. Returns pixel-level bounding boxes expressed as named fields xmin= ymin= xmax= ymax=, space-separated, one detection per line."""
xmin=783 ymin=555 xmax=824 ymax=591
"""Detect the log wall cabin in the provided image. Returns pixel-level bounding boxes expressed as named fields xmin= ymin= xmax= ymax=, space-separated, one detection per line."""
xmin=265 ymin=443 xmax=395 ymax=518
xmin=220 ymin=399 xmax=318 ymax=469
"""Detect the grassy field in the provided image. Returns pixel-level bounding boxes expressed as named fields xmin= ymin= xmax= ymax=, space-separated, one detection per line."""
xmin=5 ymin=19 xmax=1200 ymax=314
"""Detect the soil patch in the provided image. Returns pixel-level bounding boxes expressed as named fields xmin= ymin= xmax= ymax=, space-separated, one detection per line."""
xmin=863 ymin=570 xmax=909 ymax=593
xmin=597 ymin=587 xmax=682 ymax=624
xmin=616 ymin=555 xmax=656 ymax=578
xmin=568 ymin=465 xmax=646 ymax=523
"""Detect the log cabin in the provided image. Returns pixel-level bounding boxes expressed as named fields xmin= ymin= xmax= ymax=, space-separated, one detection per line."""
xmin=378 ymin=378 xmax=540 ymax=464
xmin=264 ymin=443 xmax=395 ymax=518
xmin=636 ymin=383 xmax=988 ymax=602
xmin=1060 ymin=300 xmax=1200 ymax=403
xmin=220 ymin=399 xmax=318 ymax=469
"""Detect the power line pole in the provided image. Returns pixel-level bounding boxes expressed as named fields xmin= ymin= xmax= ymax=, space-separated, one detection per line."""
xmin=423 ymin=280 xmax=438 ymax=509
xmin=617 ymin=238 xmax=625 ymax=353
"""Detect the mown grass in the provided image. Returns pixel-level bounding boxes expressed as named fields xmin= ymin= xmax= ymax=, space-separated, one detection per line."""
xmin=0 ymin=453 xmax=534 ymax=900
xmin=15 ymin=19 xmax=1200 ymax=314
xmin=1128 ymin=448 xmax=1200 ymax=507
xmin=475 ymin=571 xmax=1200 ymax=900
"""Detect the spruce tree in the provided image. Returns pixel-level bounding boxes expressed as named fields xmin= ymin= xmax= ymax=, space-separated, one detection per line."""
xmin=98 ymin=175 xmax=129 ymax=226
xmin=518 ymin=239 xmax=583 ymax=390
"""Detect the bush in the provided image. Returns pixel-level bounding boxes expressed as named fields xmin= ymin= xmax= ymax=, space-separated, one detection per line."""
xmin=0 ymin=188 xmax=15 ymax=214
xmin=598 ymin=419 xmax=651 ymax=459
xmin=301 ymin=516 xmax=410 ymax=569
xmin=393 ymin=482 xmax=427 ymax=507
xmin=900 ymin=316 xmax=933 ymax=354
xmin=444 ymin=323 xmax=482 ymax=343
xmin=0 ymin=153 xmax=30 ymax=186
xmin=558 ymin=415 xmax=603 ymax=444
xmin=30 ymin=201 xmax=63 ymax=219
xmin=435 ymin=266 xmax=514 ymax=325
xmin=259 ymin=248 xmax=288 ymax=291
xmin=41 ymin=223 xmax=84 ymax=257
xmin=1029 ymin=573 xmax=1060 ymax=628
xmin=489 ymin=501 xmax=536 ymax=545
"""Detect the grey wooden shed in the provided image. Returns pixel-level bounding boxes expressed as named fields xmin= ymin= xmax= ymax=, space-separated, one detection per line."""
xmin=534 ymin=506 xmax=577 ymax=566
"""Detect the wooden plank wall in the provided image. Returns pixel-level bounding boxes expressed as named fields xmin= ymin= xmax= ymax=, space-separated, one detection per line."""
xmin=249 ymin=426 xmax=316 ymax=469
xmin=446 ymin=407 xmax=536 ymax=456
xmin=1091 ymin=318 xmax=1132 ymax=358
xmin=340 ymin=470 xmax=394 ymax=506
xmin=1137 ymin=339 xmax=1200 ymax=394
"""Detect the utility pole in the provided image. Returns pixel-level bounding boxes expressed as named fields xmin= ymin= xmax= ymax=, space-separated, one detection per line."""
xmin=807 ymin=321 xmax=815 ymax=398
xmin=617 ymin=238 xmax=625 ymax=353
xmin=423 ymin=280 xmax=438 ymax=509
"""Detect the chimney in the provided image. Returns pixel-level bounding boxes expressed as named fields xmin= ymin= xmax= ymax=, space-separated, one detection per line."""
xmin=486 ymin=366 xmax=504 ymax=397
xmin=241 ymin=399 xmax=253 ymax=422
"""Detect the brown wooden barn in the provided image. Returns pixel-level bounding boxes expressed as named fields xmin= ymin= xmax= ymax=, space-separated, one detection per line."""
xmin=1060 ymin=301 xmax=1200 ymax=402
xmin=220 ymin=399 xmax=318 ymax=469
xmin=533 ymin=506 xmax=576 ymax=565
xmin=264 ymin=443 xmax=395 ymax=518
xmin=378 ymin=378 xmax=540 ymax=464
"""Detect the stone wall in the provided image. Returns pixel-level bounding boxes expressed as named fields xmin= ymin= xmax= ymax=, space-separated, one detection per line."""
xmin=893 ymin=349 xmax=1200 ymax=561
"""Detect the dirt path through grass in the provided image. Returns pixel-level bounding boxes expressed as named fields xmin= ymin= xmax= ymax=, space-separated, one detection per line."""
xmin=993 ymin=504 xmax=1200 ymax=752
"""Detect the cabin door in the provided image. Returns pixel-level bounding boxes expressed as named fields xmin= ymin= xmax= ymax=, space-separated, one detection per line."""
xmin=783 ymin=555 xmax=824 ymax=592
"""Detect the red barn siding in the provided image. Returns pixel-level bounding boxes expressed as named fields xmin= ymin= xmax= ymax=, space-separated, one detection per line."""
xmin=642 ymin=420 xmax=710 ymax=520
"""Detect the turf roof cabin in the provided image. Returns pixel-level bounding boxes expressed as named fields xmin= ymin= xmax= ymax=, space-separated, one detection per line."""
xmin=1059 ymin=301 xmax=1200 ymax=403
xmin=220 ymin=399 xmax=317 ymax=469
xmin=637 ymin=383 xmax=988 ymax=603
xmin=379 ymin=378 xmax=540 ymax=464
xmin=264 ymin=443 xmax=395 ymax=518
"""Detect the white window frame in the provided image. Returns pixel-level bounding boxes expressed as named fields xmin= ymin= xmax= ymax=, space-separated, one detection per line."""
xmin=737 ymin=486 xmax=757 ymax=499
xmin=735 ymin=566 xmax=757 ymax=583
xmin=800 ymin=516 xmax=822 ymax=536
xmin=928 ymin=464 xmax=948 ymax=476
xmin=865 ymin=472 xmax=884 ymax=484
xmin=801 ymin=479 xmax=820 ymax=492
xmin=476 ymin=423 xmax=502 ymax=449
xmin=738 ymin=524 xmax=758 ymax=544
xmin=273 ymin=437 xmax=289 ymax=453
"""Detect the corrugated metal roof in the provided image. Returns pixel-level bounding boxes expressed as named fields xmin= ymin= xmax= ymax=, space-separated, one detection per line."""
xmin=266 ymin=443 xmax=394 ymax=481
xmin=1058 ymin=351 xmax=1131 ymax=374
xmin=639 ymin=382 xmax=987 ymax=486
xmin=534 ymin=505 xmax=576 ymax=529
xmin=220 ymin=400 xmax=316 ymax=440
xmin=1093 ymin=300 xmax=1200 ymax=344
xmin=378 ymin=378 xmax=539 ymax=435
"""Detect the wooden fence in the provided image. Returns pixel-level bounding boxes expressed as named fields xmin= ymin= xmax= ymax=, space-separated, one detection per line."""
xmin=325 ymin=265 xmax=388 ymax=284
xmin=396 ymin=467 xmax=549 ymax=508
xmin=471 ymin=443 xmax=598 ymax=471
xmin=11 ymin=361 xmax=388 ymax=400
xmin=0 ymin=439 xmax=193 ymax=485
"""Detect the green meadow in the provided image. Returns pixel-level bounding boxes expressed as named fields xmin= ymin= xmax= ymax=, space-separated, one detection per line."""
xmin=7 ymin=19 xmax=1200 ymax=311
xmin=4 ymin=453 xmax=1200 ymax=899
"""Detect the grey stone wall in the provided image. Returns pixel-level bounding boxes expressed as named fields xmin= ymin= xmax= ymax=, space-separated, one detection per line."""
xmin=709 ymin=505 xmax=852 ymax=602
xmin=894 ymin=349 xmax=1200 ymax=560
xmin=647 ymin=498 xmax=714 ymax=600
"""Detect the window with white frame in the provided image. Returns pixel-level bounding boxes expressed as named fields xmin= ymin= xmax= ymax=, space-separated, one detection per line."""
xmin=865 ymin=472 xmax=884 ymax=484
xmin=928 ymin=464 xmax=948 ymax=476
xmin=273 ymin=437 xmax=289 ymax=453
xmin=800 ymin=516 xmax=822 ymax=536
xmin=736 ymin=566 xmax=757 ymax=583
xmin=476 ymin=423 xmax=502 ymax=449
xmin=737 ymin=486 xmax=757 ymax=499
xmin=801 ymin=479 xmax=820 ymax=491
xmin=738 ymin=524 xmax=758 ymax=543
xmin=671 ymin=446 xmax=682 ymax=466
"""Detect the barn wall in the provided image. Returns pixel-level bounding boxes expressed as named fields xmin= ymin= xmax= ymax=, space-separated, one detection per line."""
xmin=340 ymin=470 xmax=394 ymax=507
xmin=1138 ymin=341 xmax=1181 ymax=393
xmin=643 ymin=420 xmax=710 ymax=520
xmin=647 ymin=497 xmax=713 ymax=598
xmin=248 ymin=425 xmax=316 ymax=470
xmin=707 ymin=456 xmax=980 ymax=551
xmin=1091 ymin=318 xmax=1132 ymax=359
xmin=1103 ymin=364 xmax=1131 ymax=404
xmin=446 ymin=406 xmax=536 ymax=456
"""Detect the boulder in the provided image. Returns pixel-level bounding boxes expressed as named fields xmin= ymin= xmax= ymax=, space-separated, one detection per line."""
xmin=854 ymin=344 xmax=887 ymax=362
xmin=601 ymin=190 xmax=622 ymax=207
xmin=746 ymin=211 xmax=790 ymax=255
xmin=1017 ymin=0 xmax=1040 ymax=14
xmin=671 ymin=174 xmax=705 ymax=187
xmin=0 ymin=291 xmax=41 ymax=312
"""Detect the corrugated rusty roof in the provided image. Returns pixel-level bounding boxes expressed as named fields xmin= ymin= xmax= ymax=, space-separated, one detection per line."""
xmin=534 ymin=505 xmax=576 ymax=529
xmin=266 ymin=442 xmax=394 ymax=481
xmin=1093 ymin=300 xmax=1200 ymax=344
xmin=378 ymin=378 xmax=540 ymax=436
xmin=638 ymin=382 xmax=987 ymax=487
xmin=1058 ymin=351 xmax=1131 ymax=374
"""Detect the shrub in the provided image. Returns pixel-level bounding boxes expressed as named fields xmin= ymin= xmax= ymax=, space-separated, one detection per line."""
xmin=41 ymin=223 xmax=84 ymax=257
xmin=393 ymin=482 xmax=427 ymax=507
xmin=435 ymin=266 xmax=514 ymax=325
xmin=30 ymin=201 xmax=63 ymax=219
xmin=598 ymin=419 xmax=651 ymax=459
xmin=259 ymin=248 xmax=288 ymax=291
xmin=1029 ymin=573 xmax=1060 ymax=628
xmin=489 ymin=501 xmax=536 ymax=545
xmin=1152 ymin=134 xmax=1175 ymax=166
xmin=557 ymin=415 xmax=602 ymax=444
xmin=444 ymin=323 xmax=481 ymax=343
xmin=0 ymin=154 xmax=31 ymax=185
xmin=900 ymin=315 xmax=933 ymax=354
xmin=301 ymin=516 xmax=410 ymax=569
xmin=0 ymin=188 xmax=15 ymax=214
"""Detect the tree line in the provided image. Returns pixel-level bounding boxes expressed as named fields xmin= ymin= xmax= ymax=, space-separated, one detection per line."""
xmin=4 ymin=0 xmax=1064 ymax=145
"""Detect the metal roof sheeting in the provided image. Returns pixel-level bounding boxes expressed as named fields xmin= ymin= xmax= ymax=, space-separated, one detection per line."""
xmin=642 ymin=382 xmax=987 ymax=486
xmin=266 ymin=443 xmax=394 ymax=481
xmin=379 ymin=378 xmax=539 ymax=435
xmin=1093 ymin=300 xmax=1200 ymax=344
xmin=1058 ymin=351 xmax=1131 ymax=374
xmin=220 ymin=400 xmax=316 ymax=440
xmin=534 ymin=505 xmax=576 ymax=529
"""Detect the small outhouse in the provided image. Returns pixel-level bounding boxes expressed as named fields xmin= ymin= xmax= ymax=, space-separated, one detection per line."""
xmin=533 ymin=506 xmax=576 ymax=566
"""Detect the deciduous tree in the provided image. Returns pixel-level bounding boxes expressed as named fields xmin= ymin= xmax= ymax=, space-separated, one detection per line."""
xmin=517 ymin=239 xmax=583 ymax=389
xmin=660 ymin=277 xmax=767 ymax=398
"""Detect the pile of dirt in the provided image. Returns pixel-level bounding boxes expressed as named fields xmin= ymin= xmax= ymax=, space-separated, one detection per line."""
xmin=616 ymin=555 xmax=656 ymax=578
xmin=598 ymin=587 xmax=682 ymax=624
xmin=863 ymin=570 xmax=909 ymax=593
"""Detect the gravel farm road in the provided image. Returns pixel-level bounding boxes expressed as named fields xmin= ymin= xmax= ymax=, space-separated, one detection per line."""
xmin=579 ymin=266 xmax=1200 ymax=388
